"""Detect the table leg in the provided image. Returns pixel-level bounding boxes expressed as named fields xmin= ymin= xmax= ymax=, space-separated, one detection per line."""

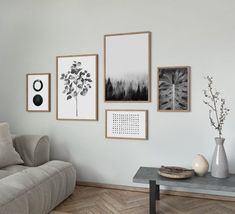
xmin=149 ymin=180 xmax=157 ymax=214
xmin=156 ymin=184 xmax=160 ymax=200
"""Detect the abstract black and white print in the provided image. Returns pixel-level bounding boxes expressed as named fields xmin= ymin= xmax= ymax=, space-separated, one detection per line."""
xmin=158 ymin=67 xmax=190 ymax=111
xmin=32 ymin=79 xmax=44 ymax=106
xmin=26 ymin=73 xmax=50 ymax=112
xmin=105 ymin=32 xmax=150 ymax=102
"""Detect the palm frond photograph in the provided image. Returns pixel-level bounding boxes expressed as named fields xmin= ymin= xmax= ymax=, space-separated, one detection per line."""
xmin=158 ymin=66 xmax=190 ymax=111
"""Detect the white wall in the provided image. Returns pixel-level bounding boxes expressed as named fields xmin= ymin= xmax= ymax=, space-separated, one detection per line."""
xmin=1 ymin=0 xmax=235 ymax=194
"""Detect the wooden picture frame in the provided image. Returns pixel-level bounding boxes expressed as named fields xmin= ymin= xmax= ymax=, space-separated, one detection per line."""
xmin=56 ymin=54 xmax=98 ymax=121
xmin=26 ymin=73 xmax=51 ymax=112
xmin=105 ymin=109 xmax=148 ymax=140
xmin=104 ymin=31 xmax=151 ymax=102
xmin=157 ymin=66 xmax=191 ymax=112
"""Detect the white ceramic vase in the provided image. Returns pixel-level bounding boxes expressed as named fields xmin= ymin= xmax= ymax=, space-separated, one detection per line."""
xmin=192 ymin=154 xmax=209 ymax=176
xmin=211 ymin=137 xmax=229 ymax=178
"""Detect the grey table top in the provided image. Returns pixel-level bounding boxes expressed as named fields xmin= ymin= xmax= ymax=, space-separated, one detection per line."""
xmin=133 ymin=167 xmax=235 ymax=192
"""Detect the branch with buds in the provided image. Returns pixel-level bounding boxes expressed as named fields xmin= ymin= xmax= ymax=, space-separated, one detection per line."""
xmin=203 ymin=76 xmax=230 ymax=138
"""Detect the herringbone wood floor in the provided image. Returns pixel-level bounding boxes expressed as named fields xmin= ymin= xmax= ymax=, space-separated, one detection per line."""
xmin=51 ymin=186 xmax=235 ymax=214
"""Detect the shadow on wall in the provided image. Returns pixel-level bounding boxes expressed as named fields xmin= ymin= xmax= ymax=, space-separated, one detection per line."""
xmin=228 ymin=138 xmax=235 ymax=173
xmin=75 ymin=165 xmax=109 ymax=183
xmin=50 ymin=139 xmax=71 ymax=163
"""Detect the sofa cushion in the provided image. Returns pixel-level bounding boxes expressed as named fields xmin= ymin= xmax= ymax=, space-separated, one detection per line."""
xmin=13 ymin=135 xmax=49 ymax=167
xmin=0 ymin=123 xmax=24 ymax=168
xmin=0 ymin=160 xmax=76 ymax=214
xmin=0 ymin=171 xmax=9 ymax=179
xmin=0 ymin=165 xmax=28 ymax=179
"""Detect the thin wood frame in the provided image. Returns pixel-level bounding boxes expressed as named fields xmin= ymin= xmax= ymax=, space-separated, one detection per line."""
xmin=104 ymin=31 xmax=151 ymax=102
xmin=56 ymin=54 xmax=98 ymax=121
xmin=26 ymin=73 xmax=51 ymax=112
xmin=105 ymin=109 xmax=148 ymax=140
xmin=157 ymin=66 xmax=191 ymax=112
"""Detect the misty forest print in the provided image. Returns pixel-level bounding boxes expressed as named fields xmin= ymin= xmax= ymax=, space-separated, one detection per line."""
xmin=60 ymin=61 xmax=92 ymax=117
xmin=105 ymin=77 xmax=148 ymax=101
xmin=105 ymin=32 xmax=150 ymax=101
xmin=158 ymin=67 xmax=189 ymax=111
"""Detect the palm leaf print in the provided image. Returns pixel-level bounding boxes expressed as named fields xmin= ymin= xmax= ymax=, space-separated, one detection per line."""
xmin=159 ymin=67 xmax=189 ymax=110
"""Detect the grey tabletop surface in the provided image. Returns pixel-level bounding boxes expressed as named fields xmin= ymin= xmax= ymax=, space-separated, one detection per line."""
xmin=133 ymin=167 xmax=235 ymax=192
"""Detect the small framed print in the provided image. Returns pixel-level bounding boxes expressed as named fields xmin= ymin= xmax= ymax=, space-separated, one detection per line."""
xmin=104 ymin=31 xmax=151 ymax=102
xmin=26 ymin=73 xmax=51 ymax=112
xmin=157 ymin=66 xmax=191 ymax=112
xmin=57 ymin=54 xmax=98 ymax=121
xmin=105 ymin=110 xmax=148 ymax=140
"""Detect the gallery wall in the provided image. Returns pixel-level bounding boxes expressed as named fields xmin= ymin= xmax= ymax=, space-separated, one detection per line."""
xmin=1 ymin=0 xmax=235 ymax=195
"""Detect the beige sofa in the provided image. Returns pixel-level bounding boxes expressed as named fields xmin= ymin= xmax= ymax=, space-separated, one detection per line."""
xmin=0 ymin=135 xmax=76 ymax=214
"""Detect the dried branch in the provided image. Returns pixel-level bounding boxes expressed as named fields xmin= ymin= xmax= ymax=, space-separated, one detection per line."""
xmin=203 ymin=76 xmax=230 ymax=138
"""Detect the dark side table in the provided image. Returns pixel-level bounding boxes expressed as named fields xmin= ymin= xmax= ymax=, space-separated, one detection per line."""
xmin=133 ymin=167 xmax=235 ymax=214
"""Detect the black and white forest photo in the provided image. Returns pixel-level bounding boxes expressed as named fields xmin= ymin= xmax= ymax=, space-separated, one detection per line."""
xmin=105 ymin=32 xmax=150 ymax=102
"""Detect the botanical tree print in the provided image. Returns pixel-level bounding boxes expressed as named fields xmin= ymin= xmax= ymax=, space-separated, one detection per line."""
xmin=159 ymin=68 xmax=188 ymax=110
xmin=60 ymin=61 xmax=92 ymax=117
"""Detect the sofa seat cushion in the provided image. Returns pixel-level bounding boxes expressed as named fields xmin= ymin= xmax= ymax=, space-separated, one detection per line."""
xmin=0 ymin=165 xmax=29 ymax=179
xmin=0 ymin=171 xmax=9 ymax=179
xmin=0 ymin=160 xmax=76 ymax=214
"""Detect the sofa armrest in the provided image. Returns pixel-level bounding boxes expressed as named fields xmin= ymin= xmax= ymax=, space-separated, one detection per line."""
xmin=12 ymin=135 xmax=50 ymax=167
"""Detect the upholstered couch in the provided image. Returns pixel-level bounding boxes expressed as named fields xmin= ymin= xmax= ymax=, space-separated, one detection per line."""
xmin=0 ymin=135 xmax=76 ymax=214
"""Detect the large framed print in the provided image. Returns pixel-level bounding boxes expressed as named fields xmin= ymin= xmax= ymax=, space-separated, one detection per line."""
xmin=57 ymin=54 xmax=98 ymax=120
xmin=26 ymin=73 xmax=51 ymax=112
xmin=105 ymin=110 xmax=148 ymax=140
xmin=157 ymin=66 xmax=191 ymax=112
xmin=104 ymin=31 xmax=151 ymax=102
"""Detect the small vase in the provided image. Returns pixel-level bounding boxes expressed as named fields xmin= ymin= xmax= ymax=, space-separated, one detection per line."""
xmin=211 ymin=137 xmax=229 ymax=178
xmin=192 ymin=154 xmax=209 ymax=176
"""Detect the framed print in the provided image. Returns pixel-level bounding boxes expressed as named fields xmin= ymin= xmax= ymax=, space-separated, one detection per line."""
xmin=26 ymin=73 xmax=50 ymax=112
xmin=105 ymin=110 xmax=148 ymax=140
xmin=104 ymin=31 xmax=151 ymax=102
xmin=56 ymin=54 xmax=98 ymax=121
xmin=157 ymin=66 xmax=191 ymax=112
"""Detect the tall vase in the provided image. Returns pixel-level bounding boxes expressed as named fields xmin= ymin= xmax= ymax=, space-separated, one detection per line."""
xmin=211 ymin=137 xmax=229 ymax=178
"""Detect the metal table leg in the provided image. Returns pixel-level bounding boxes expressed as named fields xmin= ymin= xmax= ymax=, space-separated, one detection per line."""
xmin=156 ymin=184 xmax=160 ymax=200
xmin=149 ymin=180 xmax=158 ymax=214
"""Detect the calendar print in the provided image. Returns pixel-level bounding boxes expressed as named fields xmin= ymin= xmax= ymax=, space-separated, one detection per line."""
xmin=106 ymin=110 xmax=148 ymax=140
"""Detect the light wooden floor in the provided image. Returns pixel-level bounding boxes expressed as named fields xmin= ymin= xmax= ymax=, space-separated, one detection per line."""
xmin=51 ymin=186 xmax=235 ymax=214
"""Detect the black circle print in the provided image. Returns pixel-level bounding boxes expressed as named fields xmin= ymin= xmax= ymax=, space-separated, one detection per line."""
xmin=33 ymin=79 xmax=43 ymax=92
xmin=33 ymin=94 xmax=43 ymax=106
